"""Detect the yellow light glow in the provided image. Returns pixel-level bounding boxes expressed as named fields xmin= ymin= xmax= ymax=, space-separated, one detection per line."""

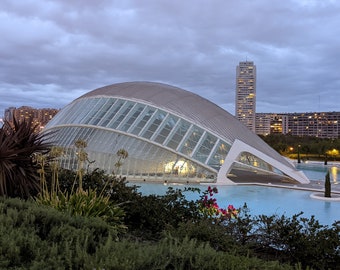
xmin=326 ymin=149 xmax=339 ymax=156
xmin=164 ymin=160 xmax=195 ymax=175
xmin=330 ymin=166 xmax=338 ymax=184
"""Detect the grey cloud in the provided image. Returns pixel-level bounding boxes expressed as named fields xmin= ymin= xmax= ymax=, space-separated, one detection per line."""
xmin=1 ymin=0 xmax=340 ymax=116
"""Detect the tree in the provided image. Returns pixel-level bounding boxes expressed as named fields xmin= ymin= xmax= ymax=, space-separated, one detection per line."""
xmin=324 ymin=171 xmax=331 ymax=198
xmin=0 ymin=118 xmax=52 ymax=198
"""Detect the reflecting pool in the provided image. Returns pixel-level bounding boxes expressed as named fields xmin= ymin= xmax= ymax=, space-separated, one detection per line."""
xmin=296 ymin=162 xmax=339 ymax=184
xmin=132 ymin=163 xmax=340 ymax=226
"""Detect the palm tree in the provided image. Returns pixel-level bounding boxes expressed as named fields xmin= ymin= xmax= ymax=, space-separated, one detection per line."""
xmin=0 ymin=117 xmax=52 ymax=198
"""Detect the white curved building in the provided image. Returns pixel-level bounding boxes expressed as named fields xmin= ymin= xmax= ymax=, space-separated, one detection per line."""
xmin=44 ymin=82 xmax=309 ymax=184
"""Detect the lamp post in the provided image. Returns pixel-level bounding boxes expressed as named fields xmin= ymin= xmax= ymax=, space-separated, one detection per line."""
xmin=297 ymin=144 xmax=301 ymax=164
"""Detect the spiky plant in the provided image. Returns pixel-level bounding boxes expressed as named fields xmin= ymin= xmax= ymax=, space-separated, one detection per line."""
xmin=0 ymin=118 xmax=52 ymax=199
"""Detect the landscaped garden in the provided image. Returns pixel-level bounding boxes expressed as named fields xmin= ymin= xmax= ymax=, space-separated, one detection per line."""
xmin=0 ymin=119 xmax=339 ymax=269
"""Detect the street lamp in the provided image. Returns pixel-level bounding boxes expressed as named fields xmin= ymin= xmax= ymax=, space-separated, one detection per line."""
xmin=297 ymin=145 xmax=301 ymax=164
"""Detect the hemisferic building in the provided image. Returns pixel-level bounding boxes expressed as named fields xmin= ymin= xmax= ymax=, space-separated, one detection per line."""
xmin=44 ymin=81 xmax=309 ymax=185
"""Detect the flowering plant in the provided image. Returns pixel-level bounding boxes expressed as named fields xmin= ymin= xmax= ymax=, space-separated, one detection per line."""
xmin=199 ymin=186 xmax=238 ymax=221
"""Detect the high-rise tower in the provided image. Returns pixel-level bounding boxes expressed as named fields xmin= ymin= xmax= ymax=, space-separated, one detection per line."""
xmin=235 ymin=61 xmax=256 ymax=132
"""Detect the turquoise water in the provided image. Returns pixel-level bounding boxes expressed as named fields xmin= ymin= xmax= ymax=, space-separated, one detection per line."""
xmin=133 ymin=164 xmax=340 ymax=226
xmin=296 ymin=162 xmax=339 ymax=184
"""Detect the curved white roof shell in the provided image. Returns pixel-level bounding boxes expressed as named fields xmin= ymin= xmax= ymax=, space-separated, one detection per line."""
xmin=44 ymin=81 xmax=309 ymax=184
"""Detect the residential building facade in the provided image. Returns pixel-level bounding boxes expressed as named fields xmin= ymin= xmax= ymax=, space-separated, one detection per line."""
xmin=4 ymin=106 xmax=59 ymax=132
xmin=235 ymin=61 xmax=256 ymax=132
xmin=256 ymin=112 xmax=340 ymax=138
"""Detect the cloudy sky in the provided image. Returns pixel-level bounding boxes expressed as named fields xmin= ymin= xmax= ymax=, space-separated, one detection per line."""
xmin=1 ymin=0 xmax=340 ymax=117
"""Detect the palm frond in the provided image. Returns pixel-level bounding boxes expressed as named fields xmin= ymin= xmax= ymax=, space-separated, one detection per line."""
xmin=0 ymin=117 xmax=53 ymax=198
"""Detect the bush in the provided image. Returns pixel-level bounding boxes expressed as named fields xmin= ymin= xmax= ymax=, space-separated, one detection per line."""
xmin=230 ymin=210 xmax=340 ymax=269
xmin=0 ymin=197 xmax=117 ymax=269
xmin=166 ymin=219 xmax=247 ymax=255
xmin=121 ymin=186 xmax=202 ymax=239
xmin=56 ymin=169 xmax=202 ymax=239
xmin=0 ymin=197 xmax=299 ymax=270
xmin=39 ymin=168 xmax=340 ymax=269
xmin=36 ymin=188 xmax=127 ymax=233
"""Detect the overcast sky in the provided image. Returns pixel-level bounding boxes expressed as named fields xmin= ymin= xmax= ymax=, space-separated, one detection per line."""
xmin=1 ymin=0 xmax=340 ymax=117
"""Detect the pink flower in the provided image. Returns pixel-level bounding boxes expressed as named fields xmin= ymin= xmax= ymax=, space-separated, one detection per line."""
xmin=228 ymin=205 xmax=235 ymax=211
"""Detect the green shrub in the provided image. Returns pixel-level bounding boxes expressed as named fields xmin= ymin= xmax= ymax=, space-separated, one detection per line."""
xmin=0 ymin=197 xmax=297 ymax=270
xmin=122 ymin=186 xmax=201 ymax=239
xmin=36 ymin=188 xmax=126 ymax=233
xmin=36 ymin=168 xmax=340 ymax=269
xmin=0 ymin=197 xmax=117 ymax=269
xmin=80 ymin=235 xmax=297 ymax=270
xmin=166 ymin=219 xmax=247 ymax=254
xmin=231 ymin=211 xmax=340 ymax=269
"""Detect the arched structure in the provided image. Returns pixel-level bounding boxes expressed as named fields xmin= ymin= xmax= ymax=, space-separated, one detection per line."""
xmin=44 ymin=81 xmax=309 ymax=184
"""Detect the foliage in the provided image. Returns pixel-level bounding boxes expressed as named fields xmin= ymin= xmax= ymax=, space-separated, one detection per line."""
xmin=198 ymin=185 xmax=238 ymax=221
xmin=35 ymin=142 xmax=128 ymax=233
xmin=44 ymin=168 xmax=340 ymax=269
xmin=36 ymin=188 xmax=127 ymax=233
xmin=0 ymin=118 xmax=52 ymax=199
xmin=121 ymin=186 xmax=202 ymax=239
xmin=167 ymin=219 xmax=247 ymax=254
xmin=54 ymin=168 xmax=201 ymax=238
xmin=2 ymin=172 xmax=340 ymax=269
xmin=113 ymin=148 xmax=129 ymax=174
xmin=324 ymin=170 xmax=331 ymax=197
xmin=229 ymin=211 xmax=340 ymax=270
xmin=0 ymin=197 xmax=117 ymax=269
xmin=74 ymin=139 xmax=93 ymax=191
xmin=260 ymin=134 xmax=340 ymax=161
xmin=0 ymin=197 xmax=297 ymax=270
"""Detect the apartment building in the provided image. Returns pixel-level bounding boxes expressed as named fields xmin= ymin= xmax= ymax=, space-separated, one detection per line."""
xmin=4 ymin=106 xmax=59 ymax=132
xmin=256 ymin=112 xmax=340 ymax=138
xmin=235 ymin=61 xmax=256 ymax=132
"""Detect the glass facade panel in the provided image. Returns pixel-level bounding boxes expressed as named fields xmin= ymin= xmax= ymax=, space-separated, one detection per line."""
xmin=179 ymin=126 xmax=204 ymax=156
xmin=118 ymin=103 xmax=145 ymax=132
xmin=54 ymin=98 xmax=98 ymax=126
xmin=238 ymin=152 xmax=272 ymax=171
xmin=70 ymin=99 xmax=95 ymax=124
xmin=94 ymin=98 xmax=117 ymax=126
xmin=165 ymin=119 xmax=190 ymax=150
xmin=141 ymin=110 xmax=167 ymax=139
xmin=47 ymin=124 xmax=218 ymax=183
xmin=154 ymin=115 xmax=179 ymax=144
xmin=81 ymin=98 xmax=104 ymax=125
xmin=130 ymin=107 xmax=156 ymax=135
xmin=109 ymin=101 xmax=134 ymax=129
xmin=85 ymin=98 xmax=110 ymax=125
xmin=60 ymin=100 xmax=86 ymax=124
xmin=227 ymin=161 xmax=297 ymax=184
xmin=101 ymin=99 xmax=125 ymax=127
xmin=192 ymin=133 xmax=217 ymax=163
xmin=207 ymin=140 xmax=231 ymax=170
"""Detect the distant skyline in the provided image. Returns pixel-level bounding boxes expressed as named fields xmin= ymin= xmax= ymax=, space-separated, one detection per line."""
xmin=1 ymin=0 xmax=340 ymax=116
